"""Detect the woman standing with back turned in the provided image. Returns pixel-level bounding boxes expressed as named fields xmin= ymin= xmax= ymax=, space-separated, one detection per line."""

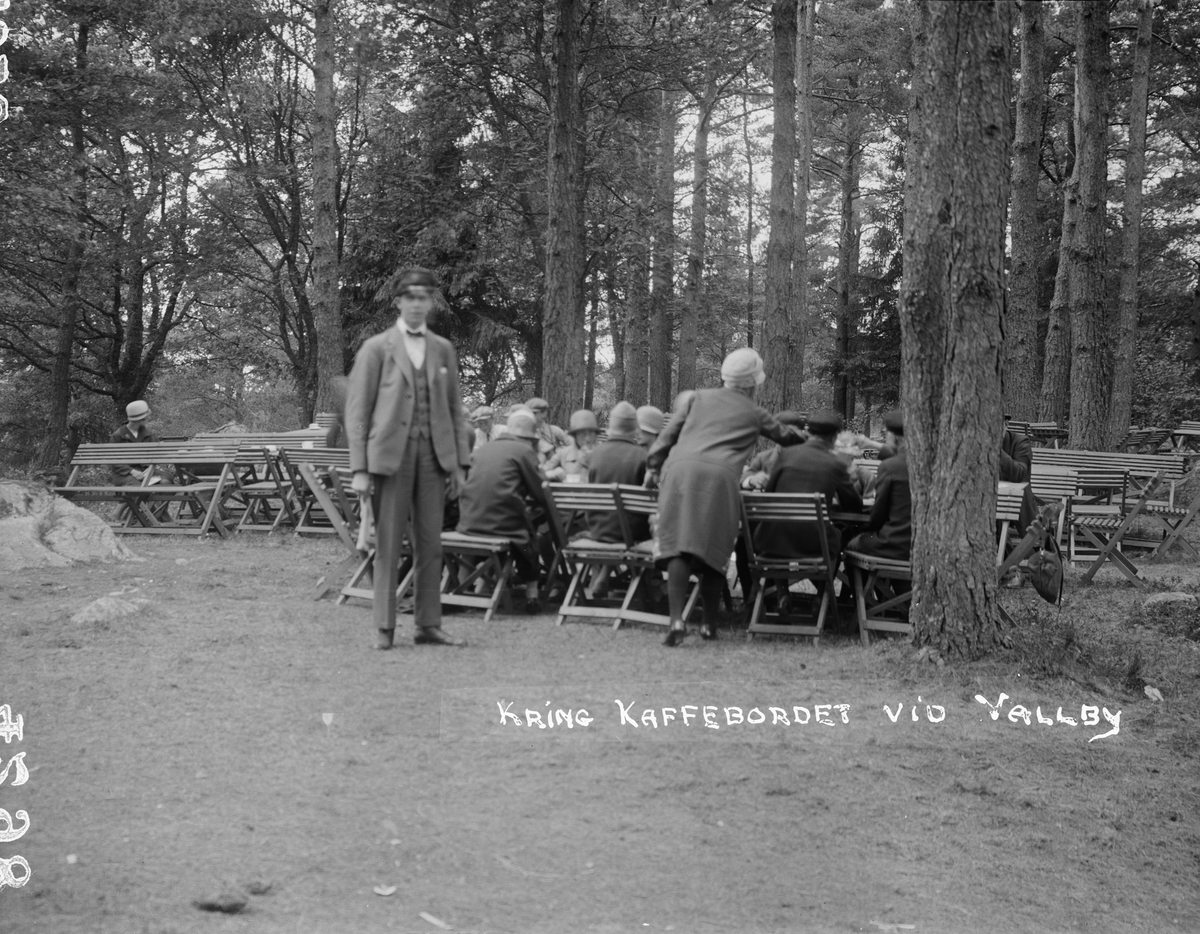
xmin=646 ymin=347 xmax=805 ymax=646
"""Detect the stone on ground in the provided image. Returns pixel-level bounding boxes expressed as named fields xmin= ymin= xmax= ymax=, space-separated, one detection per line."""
xmin=0 ymin=481 xmax=139 ymax=570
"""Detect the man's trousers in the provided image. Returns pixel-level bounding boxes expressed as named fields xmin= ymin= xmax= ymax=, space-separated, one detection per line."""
xmin=370 ymin=434 xmax=445 ymax=632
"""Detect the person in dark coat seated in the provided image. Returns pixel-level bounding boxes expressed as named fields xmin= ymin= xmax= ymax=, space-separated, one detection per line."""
xmin=846 ymin=409 xmax=911 ymax=561
xmin=457 ymin=410 xmax=550 ymax=612
xmin=586 ymin=401 xmax=649 ymax=543
xmin=754 ymin=409 xmax=862 ymax=561
xmin=110 ymin=400 xmax=159 ymax=486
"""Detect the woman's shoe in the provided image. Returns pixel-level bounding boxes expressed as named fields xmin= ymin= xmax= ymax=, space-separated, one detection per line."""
xmin=700 ymin=622 xmax=718 ymax=640
xmin=663 ymin=620 xmax=687 ymax=647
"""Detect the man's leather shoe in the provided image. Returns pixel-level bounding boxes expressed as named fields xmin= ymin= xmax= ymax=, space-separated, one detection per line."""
xmin=414 ymin=627 xmax=466 ymax=647
xmin=376 ymin=629 xmax=395 ymax=650
xmin=700 ymin=622 xmax=718 ymax=640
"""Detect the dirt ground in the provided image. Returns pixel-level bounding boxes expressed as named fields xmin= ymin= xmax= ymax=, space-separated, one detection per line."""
xmin=1 ymin=533 xmax=1198 ymax=934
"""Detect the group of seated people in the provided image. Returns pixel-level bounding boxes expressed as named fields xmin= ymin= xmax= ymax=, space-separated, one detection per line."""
xmin=449 ymin=397 xmax=1037 ymax=616
xmin=452 ymin=398 xmax=666 ymax=610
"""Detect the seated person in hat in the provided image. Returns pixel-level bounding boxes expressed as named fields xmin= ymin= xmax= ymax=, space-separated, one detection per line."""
xmin=845 ymin=410 xmax=911 ymax=561
xmin=526 ymin=397 xmax=569 ymax=467
xmin=457 ymin=410 xmax=552 ymax=612
xmin=999 ymin=418 xmax=1037 ymax=546
xmin=585 ymin=402 xmax=649 ymax=543
xmin=545 ymin=409 xmax=599 ymax=481
xmin=740 ymin=411 xmax=809 ymax=491
xmin=469 ymin=405 xmax=495 ymax=451
xmin=754 ymin=409 xmax=863 ymax=561
xmin=110 ymin=400 xmax=159 ymax=487
xmin=635 ymin=405 xmax=665 ymax=448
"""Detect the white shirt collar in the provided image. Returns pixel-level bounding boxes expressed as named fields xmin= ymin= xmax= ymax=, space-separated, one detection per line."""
xmin=397 ymin=320 xmax=428 ymax=336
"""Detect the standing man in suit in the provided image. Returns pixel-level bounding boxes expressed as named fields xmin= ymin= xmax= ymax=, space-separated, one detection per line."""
xmin=346 ymin=267 xmax=472 ymax=649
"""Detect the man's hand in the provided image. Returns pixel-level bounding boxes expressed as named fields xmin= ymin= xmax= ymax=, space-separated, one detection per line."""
xmin=130 ymin=468 xmax=145 ymax=481
xmin=351 ymin=471 xmax=371 ymax=495
xmin=741 ymin=471 xmax=768 ymax=491
xmin=448 ymin=467 xmax=465 ymax=499
xmin=644 ymin=468 xmax=659 ymax=489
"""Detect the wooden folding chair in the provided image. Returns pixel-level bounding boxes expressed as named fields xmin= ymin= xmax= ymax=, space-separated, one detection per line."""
xmin=544 ymin=483 xmax=696 ymax=629
xmin=995 ymin=482 xmax=1028 ymax=563
xmin=741 ymin=492 xmax=841 ymax=642
xmin=996 ymin=503 xmax=1062 ymax=626
xmin=1071 ymin=471 xmax=1162 ymax=589
xmin=844 ymin=551 xmax=913 ymax=647
xmin=230 ymin=445 xmax=297 ymax=532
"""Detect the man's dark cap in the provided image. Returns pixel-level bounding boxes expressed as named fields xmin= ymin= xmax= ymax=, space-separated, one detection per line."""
xmin=384 ymin=266 xmax=440 ymax=300
xmin=775 ymin=410 xmax=809 ymax=428
xmin=883 ymin=409 xmax=904 ymax=436
xmin=806 ymin=410 xmax=843 ymax=434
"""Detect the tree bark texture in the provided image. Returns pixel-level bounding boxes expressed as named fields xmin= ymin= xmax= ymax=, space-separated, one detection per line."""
xmin=1107 ymin=0 xmax=1153 ymax=445
xmin=311 ymin=0 xmax=345 ymax=416
xmin=678 ymin=78 xmax=716 ymax=395
xmin=1004 ymin=0 xmax=1046 ymax=420
xmin=743 ymin=100 xmax=756 ymax=348
xmin=544 ymin=0 xmax=586 ymax=426
xmin=900 ymin=0 xmax=1012 ymax=658
xmin=36 ymin=21 xmax=90 ymax=474
xmin=788 ymin=0 xmax=815 ymax=409
xmin=649 ymin=89 xmax=678 ymax=411
xmin=834 ymin=95 xmax=862 ymax=419
xmin=1066 ymin=0 xmax=1111 ymax=450
xmin=761 ymin=0 xmax=798 ymax=412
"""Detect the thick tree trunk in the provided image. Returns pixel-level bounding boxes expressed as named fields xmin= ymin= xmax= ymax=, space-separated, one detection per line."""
xmin=649 ymin=89 xmax=678 ymax=411
xmin=678 ymin=80 xmax=715 ymax=395
xmin=584 ymin=273 xmax=599 ymax=410
xmin=1039 ymin=62 xmax=1075 ymax=428
xmin=1107 ymin=0 xmax=1153 ymax=445
xmin=834 ymin=101 xmax=861 ymax=419
xmin=901 ymin=0 xmax=1012 ymax=658
xmin=744 ymin=101 xmax=756 ymax=348
xmin=1004 ymin=0 xmax=1045 ymax=420
xmin=789 ymin=0 xmax=815 ymax=408
xmin=311 ymin=0 xmax=345 ymax=415
xmin=36 ymin=22 xmax=90 ymax=474
xmin=761 ymin=0 xmax=798 ymax=411
xmin=1066 ymin=0 xmax=1110 ymax=451
xmin=544 ymin=0 xmax=586 ymax=426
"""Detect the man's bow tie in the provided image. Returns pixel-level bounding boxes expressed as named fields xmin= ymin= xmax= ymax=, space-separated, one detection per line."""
xmin=405 ymin=330 xmax=425 ymax=338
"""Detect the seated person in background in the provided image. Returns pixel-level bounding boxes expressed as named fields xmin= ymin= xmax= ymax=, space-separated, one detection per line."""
xmin=527 ymin=397 xmax=570 ymax=467
xmin=846 ymin=409 xmax=912 ymax=561
xmin=469 ymin=405 xmax=494 ymax=450
xmin=457 ymin=410 xmax=551 ymax=612
xmin=740 ymin=411 xmax=809 ymax=490
xmin=110 ymin=400 xmax=159 ymax=486
xmin=834 ymin=428 xmax=886 ymax=497
xmin=585 ymin=402 xmax=649 ymax=543
xmin=636 ymin=405 xmax=665 ymax=448
xmin=999 ymin=420 xmax=1037 ymax=543
xmin=754 ymin=410 xmax=863 ymax=562
xmin=544 ymin=409 xmax=599 ymax=481
xmin=1000 ymin=422 xmax=1033 ymax=482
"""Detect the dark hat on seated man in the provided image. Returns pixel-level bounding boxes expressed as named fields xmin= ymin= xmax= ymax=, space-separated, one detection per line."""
xmin=774 ymin=410 xmax=809 ymax=429
xmin=883 ymin=409 xmax=904 ymax=436
xmin=805 ymin=410 xmax=842 ymax=435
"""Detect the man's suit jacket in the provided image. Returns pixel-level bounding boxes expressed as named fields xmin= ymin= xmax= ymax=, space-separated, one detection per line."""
xmin=862 ymin=449 xmax=912 ymax=560
xmin=755 ymin=439 xmax=862 ymax=558
xmin=345 ymin=326 xmax=471 ymax=476
xmin=457 ymin=438 xmax=547 ymax=545
xmin=586 ymin=436 xmax=649 ymax=542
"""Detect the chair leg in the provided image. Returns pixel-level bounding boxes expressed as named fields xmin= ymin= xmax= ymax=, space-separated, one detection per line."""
xmin=853 ymin=565 xmax=870 ymax=648
xmin=556 ymin=564 xmax=586 ymax=626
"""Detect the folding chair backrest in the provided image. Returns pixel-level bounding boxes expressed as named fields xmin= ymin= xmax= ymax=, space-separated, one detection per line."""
xmin=616 ymin=485 xmax=658 ymax=517
xmin=546 ymin=482 xmax=621 ymax=514
xmin=995 ymin=487 xmax=1025 ymax=523
xmin=853 ymin=458 xmax=880 ymax=480
xmin=740 ymin=492 xmax=834 ymax=570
